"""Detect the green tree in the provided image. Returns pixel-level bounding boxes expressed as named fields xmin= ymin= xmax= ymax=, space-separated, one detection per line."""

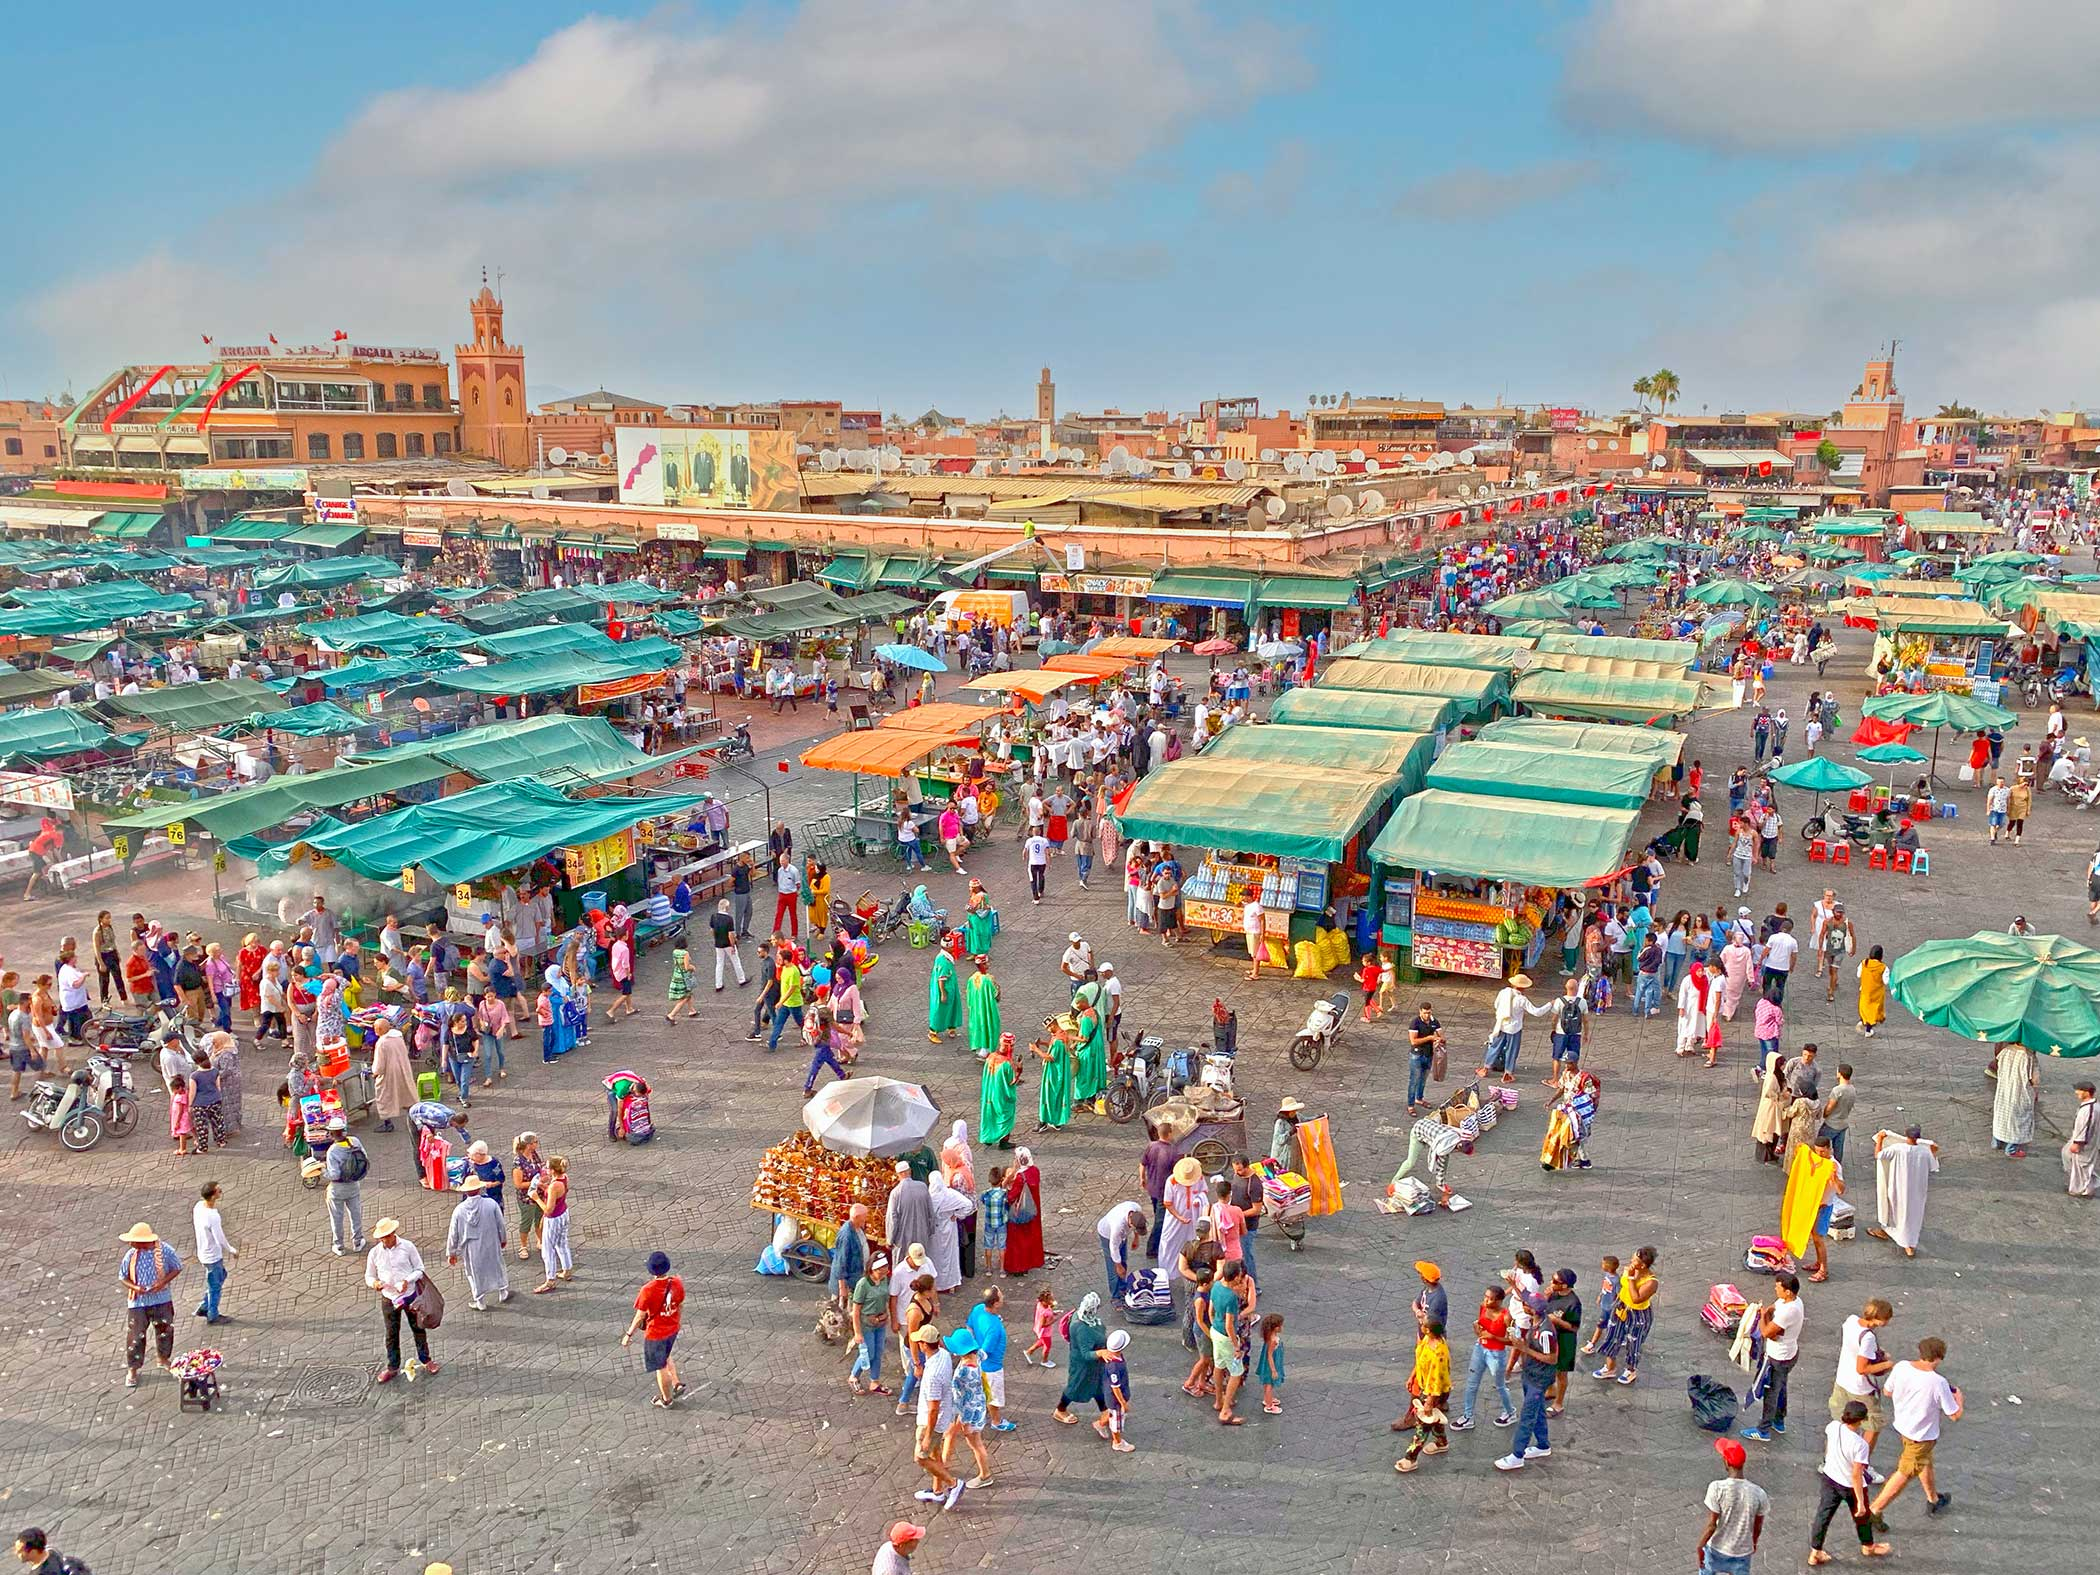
xmin=1631 ymin=375 xmax=1653 ymax=413
xmin=1934 ymin=401 xmax=1980 ymax=420
xmin=1649 ymin=369 xmax=1682 ymax=415
xmin=1815 ymin=438 xmax=1843 ymax=472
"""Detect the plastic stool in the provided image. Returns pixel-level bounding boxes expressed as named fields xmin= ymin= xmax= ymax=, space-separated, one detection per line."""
xmin=1830 ymin=843 xmax=1851 ymax=866
xmin=907 ymin=919 xmax=936 ymax=949
xmin=1808 ymin=838 xmax=1830 ymax=863
xmin=1940 ymin=802 xmax=1958 ymax=819
xmin=1911 ymin=850 xmax=1930 ymax=876
xmin=1892 ymin=847 xmax=1913 ymax=872
xmin=1847 ymin=788 xmax=1871 ymax=813
xmin=1868 ymin=846 xmax=1889 ymax=871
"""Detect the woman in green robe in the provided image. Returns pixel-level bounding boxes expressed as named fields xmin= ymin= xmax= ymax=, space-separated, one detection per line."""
xmin=926 ymin=947 xmax=963 ymax=1044
xmin=979 ymin=1032 xmax=1019 ymax=1149
xmin=1070 ymin=981 xmax=1108 ymax=1106
xmin=962 ymin=885 xmax=998 ymax=961
xmin=965 ymin=957 xmax=1002 ymax=1056
xmin=1033 ymin=1014 xmax=1074 ymax=1131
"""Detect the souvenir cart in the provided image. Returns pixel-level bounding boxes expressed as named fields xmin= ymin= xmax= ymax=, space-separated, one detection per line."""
xmin=751 ymin=1128 xmax=904 ymax=1281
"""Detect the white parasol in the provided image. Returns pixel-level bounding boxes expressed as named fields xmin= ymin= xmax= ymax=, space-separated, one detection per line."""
xmin=802 ymin=1076 xmax=942 ymax=1157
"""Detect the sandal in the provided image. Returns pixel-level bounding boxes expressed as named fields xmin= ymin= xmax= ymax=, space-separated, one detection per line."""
xmin=532 ymin=1282 xmax=556 ymax=1294
xmin=1218 ymin=1414 xmax=1244 ymax=1426
xmin=1262 ymin=1401 xmax=1281 ymax=1414
xmin=867 ymin=1384 xmax=892 ymax=1396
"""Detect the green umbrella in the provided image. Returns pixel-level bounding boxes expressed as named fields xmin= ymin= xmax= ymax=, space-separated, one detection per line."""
xmin=1483 ymin=591 xmax=1572 ymax=620
xmin=1728 ymin=524 xmax=1787 ymax=545
xmin=1888 ymin=931 xmax=2100 ymax=1057
xmin=1804 ymin=543 xmax=1865 ymax=564
xmin=1767 ymin=754 xmax=1872 ymax=820
xmin=1554 ymin=583 xmax=1627 ymax=611
xmin=1862 ymin=690 xmax=2018 ymax=782
xmin=1972 ymin=550 xmax=2050 ymax=568
xmin=1781 ymin=565 xmax=1842 ymax=591
xmin=1577 ymin=561 xmax=1660 ymax=589
xmin=2063 ymin=573 xmax=2100 ymax=584
xmin=1598 ymin=537 xmax=1670 ymax=562
xmin=1687 ymin=577 xmax=1777 ymax=610
xmin=1983 ymin=578 xmax=2052 ymax=616
xmin=1856 ymin=739 xmax=1929 ymax=789
xmin=1846 ymin=562 xmax=1901 ymax=582
xmin=1955 ymin=561 xmax=2023 ymax=588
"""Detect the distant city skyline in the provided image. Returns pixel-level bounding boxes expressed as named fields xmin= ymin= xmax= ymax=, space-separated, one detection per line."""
xmin=6 ymin=1 xmax=2100 ymax=417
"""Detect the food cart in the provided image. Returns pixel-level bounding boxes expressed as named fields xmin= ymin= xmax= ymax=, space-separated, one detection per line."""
xmin=751 ymin=1077 xmax=936 ymax=1278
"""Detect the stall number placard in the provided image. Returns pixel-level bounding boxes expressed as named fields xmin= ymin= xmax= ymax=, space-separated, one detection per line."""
xmin=1411 ymin=933 xmax=1502 ymax=979
xmin=564 ymin=827 xmax=637 ymax=888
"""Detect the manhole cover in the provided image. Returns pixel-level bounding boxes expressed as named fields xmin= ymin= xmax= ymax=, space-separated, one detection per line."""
xmin=287 ymin=1365 xmax=372 ymax=1405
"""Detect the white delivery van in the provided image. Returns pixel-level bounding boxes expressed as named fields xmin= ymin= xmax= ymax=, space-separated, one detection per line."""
xmin=928 ymin=589 xmax=1029 ymax=632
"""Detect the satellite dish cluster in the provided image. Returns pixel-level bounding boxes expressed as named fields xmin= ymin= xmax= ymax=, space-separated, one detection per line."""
xmin=816 ymin=445 xmax=908 ymax=474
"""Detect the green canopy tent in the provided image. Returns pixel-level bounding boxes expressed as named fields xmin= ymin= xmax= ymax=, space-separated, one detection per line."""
xmin=431 ymin=638 xmax=682 ymax=698
xmin=0 ymin=669 xmax=80 ymax=706
xmin=0 ymin=707 xmax=118 ymax=762
xmin=1202 ymin=724 xmax=1435 ymax=798
xmin=1476 ymin=715 xmax=1686 ymax=767
xmin=1423 ymin=740 xmax=1656 ymax=810
xmin=1889 ymin=930 xmax=2100 ymax=1058
xmin=1315 ymin=658 xmax=1508 ymax=720
xmin=469 ymin=624 xmax=629 ymax=660
xmin=1953 ymin=562 xmax=2024 ymax=590
xmin=1861 ymin=689 xmax=2018 ymax=782
xmin=1551 ymin=581 xmax=1628 ymax=611
xmin=98 ymin=677 xmax=289 ymax=732
xmin=1727 ymin=524 xmax=1787 ymax=545
xmin=1116 ymin=758 xmax=1401 ymax=863
xmin=1481 ymin=590 xmax=1571 ymax=621
xmin=225 ymin=701 xmax=366 ymax=738
xmin=1266 ymin=686 xmax=1462 ymax=738
xmin=1570 ymin=561 xmax=1663 ymax=590
xmin=455 ymin=587 xmax=605 ymax=633
xmin=1334 ymin=631 xmax=1536 ymax=672
xmin=269 ymin=779 xmax=712 ymax=887
xmin=424 ymin=585 xmax=495 ymax=603
xmin=298 ymin=610 xmax=475 ymax=654
xmin=1808 ymin=518 xmax=1888 ymax=539
xmin=652 ymin=608 xmax=705 ymax=637
xmin=1686 ymin=577 xmax=1776 ymax=610
xmin=273 ymin=655 xmax=440 ymax=694
xmin=252 ymin=556 xmax=401 ymax=592
xmin=346 ymin=713 xmax=713 ymax=784
xmin=1597 ymin=537 xmax=1671 ymax=562
xmin=1368 ymin=789 xmax=1640 ymax=888
xmin=1803 ymin=543 xmax=1866 ymax=564
xmin=1497 ymin=618 xmax=1568 ymax=638
xmin=1511 ymin=668 xmax=1710 ymax=726
xmin=1971 ymin=550 xmax=2050 ymax=569
xmin=596 ymin=579 xmax=684 ymax=605
xmin=1845 ymin=562 xmax=1903 ymax=583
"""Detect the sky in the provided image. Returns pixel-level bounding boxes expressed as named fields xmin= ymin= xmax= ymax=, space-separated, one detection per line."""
xmin=6 ymin=0 xmax=2100 ymax=422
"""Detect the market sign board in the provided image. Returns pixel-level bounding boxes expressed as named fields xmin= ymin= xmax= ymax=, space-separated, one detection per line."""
xmin=564 ymin=827 xmax=636 ymax=887
xmin=178 ymin=467 xmax=310 ymax=492
xmin=614 ymin=427 xmax=798 ymax=511
xmin=1040 ymin=573 xmax=1153 ymax=597
xmin=0 ymin=772 xmax=76 ymax=811
xmin=1409 ymin=892 xmax=1505 ymax=978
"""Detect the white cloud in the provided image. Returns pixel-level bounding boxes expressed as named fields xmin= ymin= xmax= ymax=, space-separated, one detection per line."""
xmin=1398 ymin=157 xmax=1603 ymax=220
xmin=1654 ymin=137 xmax=2100 ymax=413
xmin=22 ymin=0 xmax=1304 ymax=402
xmin=1562 ymin=0 xmax=2100 ymax=153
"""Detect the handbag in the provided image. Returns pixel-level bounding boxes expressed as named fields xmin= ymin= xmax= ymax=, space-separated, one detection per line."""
xmin=1010 ymin=1182 xmax=1038 ymax=1226
xmin=1430 ymin=1040 xmax=1448 ymax=1083
xmin=408 ymin=1273 xmax=446 ymax=1331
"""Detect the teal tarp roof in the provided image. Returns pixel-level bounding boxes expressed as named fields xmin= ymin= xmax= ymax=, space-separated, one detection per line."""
xmin=346 ymin=713 xmax=696 ymax=784
xmin=1202 ymin=724 xmax=1434 ymax=798
xmin=229 ymin=700 xmax=365 ymax=737
xmin=1475 ymin=716 xmax=1687 ymax=766
xmin=1116 ymin=758 xmax=1399 ymax=862
xmin=273 ymin=779 xmax=710 ymax=885
xmin=1334 ymin=631 xmax=1536 ymax=671
xmin=97 ymin=677 xmax=289 ymax=731
xmin=272 ymin=655 xmax=439 ymax=693
xmin=469 ymin=624 xmax=626 ymax=659
xmin=0 ymin=707 xmax=115 ymax=761
xmin=1369 ymin=789 xmax=1640 ymax=887
xmin=1423 ymin=740 xmax=1657 ymax=809
xmin=1266 ymin=686 xmax=1461 ymax=736
xmin=455 ymin=587 xmax=604 ymax=632
xmin=432 ymin=636 xmax=681 ymax=697
xmin=253 ymin=555 xmax=400 ymax=591
xmin=1315 ymin=659 xmax=1508 ymax=720
xmin=298 ymin=611 xmax=474 ymax=654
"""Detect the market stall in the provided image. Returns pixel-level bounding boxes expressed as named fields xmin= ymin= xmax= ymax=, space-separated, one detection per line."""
xmin=1511 ymin=668 xmax=1713 ymax=726
xmin=799 ymin=719 xmax=983 ymax=856
xmin=1529 ymin=630 xmax=1698 ymax=669
xmin=1475 ymin=715 xmax=1686 ymax=770
xmin=1855 ymin=597 xmax=2015 ymax=689
xmin=751 ymin=1077 xmax=936 ymax=1274
xmin=1313 ymin=658 xmax=1509 ymax=722
xmin=1334 ymin=631 xmax=1538 ymax=671
xmin=1266 ymin=686 xmax=1463 ymax=747
xmin=1116 ymin=757 xmax=1402 ymax=964
xmin=1423 ymin=740 xmax=1657 ymax=810
xmin=1366 ymin=789 xmax=1642 ymax=981
xmin=1201 ymin=723 xmax=1435 ymax=796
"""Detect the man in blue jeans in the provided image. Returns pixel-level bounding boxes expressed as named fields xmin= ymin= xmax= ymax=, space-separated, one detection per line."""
xmin=766 ymin=947 xmax=806 ymax=1051
xmin=1406 ymin=1003 xmax=1441 ymax=1114
xmin=1547 ymin=978 xmax=1586 ymax=1087
xmin=1495 ymin=1317 xmax=1558 ymax=1470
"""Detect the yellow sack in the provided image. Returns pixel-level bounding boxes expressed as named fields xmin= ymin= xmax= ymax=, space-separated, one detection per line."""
xmin=1291 ymin=939 xmax=1330 ymax=980
xmin=1319 ymin=927 xmax=1352 ymax=971
xmin=1263 ymin=934 xmax=1288 ymax=969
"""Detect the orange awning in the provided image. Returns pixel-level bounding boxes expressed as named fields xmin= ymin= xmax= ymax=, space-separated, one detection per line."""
xmin=962 ymin=669 xmax=1100 ymax=703
xmin=800 ymin=727 xmax=975 ymax=778
xmin=876 ymin=700 xmax=1007 ymax=734
xmin=1041 ymin=652 xmax=1136 ymax=678
xmin=1088 ymin=636 xmax=1181 ymax=658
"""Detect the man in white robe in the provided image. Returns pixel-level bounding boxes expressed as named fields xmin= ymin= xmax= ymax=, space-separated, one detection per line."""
xmin=2064 ymin=1080 xmax=2098 ymax=1198
xmin=1868 ymin=1126 xmax=1939 ymax=1257
xmin=444 ymin=1176 xmax=510 ymax=1309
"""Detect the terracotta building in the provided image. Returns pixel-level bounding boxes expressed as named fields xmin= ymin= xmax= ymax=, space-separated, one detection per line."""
xmin=456 ymin=285 xmax=528 ymax=468
xmin=0 ymin=400 xmax=65 ymax=477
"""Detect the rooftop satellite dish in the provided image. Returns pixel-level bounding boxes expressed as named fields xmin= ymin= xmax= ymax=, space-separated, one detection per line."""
xmin=796 ymin=444 xmax=815 ymax=458
xmin=1173 ymin=461 xmax=1192 ymax=479
xmin=1362 ymin=489 xmax=1387 ymax=512
xmin=1458 ymin=449 xmax=1478 ymax=466
xmin=1244 ymin=503 xmax=1266 ymax=529
xmin=1264 ymin=496 xmax=1288 ymax=520
xmin=1282 ymin=454 xmax=1302 ymax=475
xmin=530 ymin=485 xmax=551 ymax=501
xmin=1098 ymin=462 xmax=1114 ymax=476
xmin=1366 ymin=457 xmax=1383 ymax=474
xmin=445 ymin=479 xmax=474 ymax=498
xmin=1224 ymin=458 xmax=1248 ymax=482
xmin=1524 ymin=469 xmax=1539 ymax=485
xmin=1131 ymin=460 xmax=1153 ymax=478
xmin=818 ymin=449 xmax=841 ymax=472
xmin=1318 ymin=451 xmax=1339 ymax=474
xmin=1171 ymin=446 xmax=1184 ymax=458
xmin=1260 ymin=448 xmax=1278 ymax=463
xmin=1326 ymin=494 xmax=1353 ymax=519
xmin=970 ymin=461 xmax=988 ymax=476
xmin=1459 ymin=484 xmax=1474 ymax=499
xmin=1109 ymin=444 xmax=1130 ymax=465
xmin=1650 ymin=454 xmax=1668 ymax=469
xmin=1608 ymin=439 xmax=1620 ymax=451
xmin=1349 ymin=448 xmax=1365 ymax=463
xmin=546 ymin=445 xmax=569 ymax=467
xmin=884 ymin=444 xmax=903 ymax=463
xmin=910 ymin=458 xmax=932 ymax=475
xmin=1587 ymin=438 xmax=1601 ymax=451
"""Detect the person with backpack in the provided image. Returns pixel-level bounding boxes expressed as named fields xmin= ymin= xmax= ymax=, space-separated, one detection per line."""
xmin=322 ymin=1116 xmax=368 ymax=1256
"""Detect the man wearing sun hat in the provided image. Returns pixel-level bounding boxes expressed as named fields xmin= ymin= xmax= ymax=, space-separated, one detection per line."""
xmin=869 ymin=1521 xmax=926 ymax=1575
xmin=1696 ymin=1436 xmax=1769 ymax=1574
xmin=365 ymin=1217 xmax=437 ymax=1383
xmin=118 ymin=1221 xmax=182 ymax=1389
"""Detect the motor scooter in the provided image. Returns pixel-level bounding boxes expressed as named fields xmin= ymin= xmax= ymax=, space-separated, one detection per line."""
xmin=1287 ymin=991 xmax=1352 ymax=1071
xmin=21 ymin=1067 xmax=106 ymax=1150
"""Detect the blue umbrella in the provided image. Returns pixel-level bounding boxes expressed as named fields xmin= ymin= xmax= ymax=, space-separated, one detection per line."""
xmin=874 ymin=643 xmax=947 ymax=673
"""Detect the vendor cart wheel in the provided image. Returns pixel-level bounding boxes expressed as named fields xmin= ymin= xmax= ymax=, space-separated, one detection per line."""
xmin=1287 ymin=1035 xmax=1323 ymax=1072
xmin=785 ymin=1243 xmax=831 ymax=1284
xmin=1190 ymin=1137 xmax=1231 ymax=1173
xmin=1279 ymin=1216 xmax=1306 ymax=1246
xmin=302 ymin=1169 xmax=324 ymax=1190
xmin=1104 ymin=1076 xmax=1141 ymax=1125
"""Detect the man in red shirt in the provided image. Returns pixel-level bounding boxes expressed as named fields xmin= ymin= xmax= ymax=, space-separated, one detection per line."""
xmin=621 ymin=1251 xmax=687 ymax=1408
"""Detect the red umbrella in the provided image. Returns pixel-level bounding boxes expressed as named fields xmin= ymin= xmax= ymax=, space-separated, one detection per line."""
xmin=1192 ymin=637 xmax=1234 ymax=655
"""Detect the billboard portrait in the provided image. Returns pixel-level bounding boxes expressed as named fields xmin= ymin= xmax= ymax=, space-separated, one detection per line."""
xmin=616 ymin=428 xmax=799 ymax=511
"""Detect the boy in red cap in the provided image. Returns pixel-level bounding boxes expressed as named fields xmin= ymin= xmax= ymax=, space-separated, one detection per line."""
xmin=871 ymin=1521 xmax=925 ymax=1575
xmin=1697 ymin=1436 xmax=1769 ymax=1574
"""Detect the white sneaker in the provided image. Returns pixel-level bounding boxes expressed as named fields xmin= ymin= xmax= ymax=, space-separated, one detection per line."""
xmin=1494 ymin=1453 xmax=1526 ymax=1471
xmin=1523 ymin=1445 xmax=1552 ymax=1460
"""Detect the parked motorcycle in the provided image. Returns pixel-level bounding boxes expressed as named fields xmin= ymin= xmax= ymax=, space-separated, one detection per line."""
xmin=1287 ymin=991 xmax=1352 ymax=1071
xmin=1800 ymin=808 xmax=1876 ymax=846
xmin=22 ymin=1067 xmax=106 ymax=1150
xmin=717 ymin=721 xmax=755 ymax=762
xmin=1104 ymin=1030 xmax=1160 ymax=1124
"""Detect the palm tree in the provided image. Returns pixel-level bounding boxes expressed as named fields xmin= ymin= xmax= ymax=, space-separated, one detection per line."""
xmin=1632 ymin=375 xmax=1653 ymax=413
xmin=1650 ymin=369 xmax=1682 ymax=415
xmin=1933 ymin=401 xmax=1980 ymax=420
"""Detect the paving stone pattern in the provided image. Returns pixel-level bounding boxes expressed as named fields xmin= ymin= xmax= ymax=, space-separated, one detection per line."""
xmin=0 ymin=632 xmax=2091 ymax=1573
